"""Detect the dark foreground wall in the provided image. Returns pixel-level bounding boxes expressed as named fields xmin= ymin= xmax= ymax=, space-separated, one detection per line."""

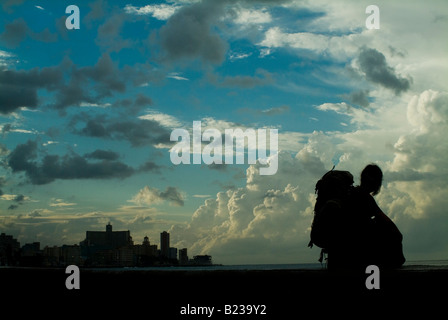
xmin=1 ymin=267 xmax=446 ymax=318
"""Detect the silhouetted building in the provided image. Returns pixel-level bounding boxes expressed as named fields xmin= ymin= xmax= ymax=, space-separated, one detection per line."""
xmin=134 ymin=236 xmax=157 ymax=257
xmin=22 ymin=242 xmax=41 ymax=256
xmin=61 ymin=244 xmax=81 ymax=266
xmin=80 ymin=223 xmax=133 ymax=266
xmin=132 ymin=236 xmax=158 ymax=266
xmin=0 ymin=233 xmax=20 ymax=266
xmin=2 ymin=226 xmax=211 ymax=268
xmin=21 ymin=242 xmax=42 ymax=266
xmin=82 ymin=222 xmax=133 ymax=248
xmin=117 ymin=246 xmax=134 ymax=267
xmin=179 ymin=248 xmax=188 ymax=265
xmin=169 ymin=247 xmax=178 ymax=260
xmin=43 ymin=245 xmax=61 ymax=266
xmin=191 ymin=255 xmax=213 ymax=265
xmin=160 ymin=231 xmax=170 ymax=258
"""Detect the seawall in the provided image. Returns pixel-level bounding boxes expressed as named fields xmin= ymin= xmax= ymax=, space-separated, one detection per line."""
xmin=1 ymin=266 xmax=445 ymax=318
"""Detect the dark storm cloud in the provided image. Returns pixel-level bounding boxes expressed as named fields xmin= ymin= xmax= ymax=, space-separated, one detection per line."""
xmin=159 ymin=0 xmax=228 ymax=64
xmin=7 ymin=194 xmax=25 ymax=210
xmin=0 ymin=18 xmax=27 ymax=47
xmin=52 ymin=53 xmax=126 ymax=112
xmin=12 ymin=194 xmax=25 ymax=202
xmin=0 ymin=52 xmax=150 ymax=114
xmin=95 ymin=13 xmax=133 ymax=52
xmin=346 ymin=90 xmax=370 ymax=107
xmin=358 ymin=47 xmax=411 ymax=95
xmin=7 ymin=140 xmax=38 ymax=173
xmin=80 ymin=118 xmax=109 ymax=137
xmin=157 ymin=0 xmax=292 ymax=64
xmin=159 ymin=186 xmax=184 ymax=207
xmin=0 ymin=18 xmax=58 ymax=48
xmin=78 ymin=53 xmax=126 ymax=94
xmin=6 ymin=140 xmax=160 ymax=185
xmin=0 ymin=52 xmax=122 ymax=114
xmin=84 ymin=149 xmax=120 ymax=161
xmin=105 ymin=119 xmax=169 ymax=147
xmin=134 ymin=94 xmax=153 ymax=108
xmin=52 ymin=55 xmax=162 ymax=113
xmin=85 ymin=0 xmax=107 ymax=24
xmin=111 ymin=94 xmax=154 ymax=115
xmin=74 ymin=114 xmax=171 ymax=147
xmin=0 ymin=66 xmax=62 ymax=114
xmin=0 ymin=65 xmax=62 ymax=88
xmin=0 ymin=85 xmax=37 ymax=113
xmin=138 ymin=160 xmax=162 ymax=173
xmin=0 ymin=176 xmax=5 ymax=196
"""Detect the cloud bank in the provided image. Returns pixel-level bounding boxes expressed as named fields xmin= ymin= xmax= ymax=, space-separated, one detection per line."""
xmin=170 ymin=89 xmax=448 ymax=264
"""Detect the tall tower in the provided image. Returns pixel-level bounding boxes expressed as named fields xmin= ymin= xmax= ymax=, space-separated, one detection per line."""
xmin=106 ymin=222 xmax=112 ymax=245
xmin=179 ymin=248 xmax=188 ymax=265
xmin=160 ymin=231 xmax=170 ymax=258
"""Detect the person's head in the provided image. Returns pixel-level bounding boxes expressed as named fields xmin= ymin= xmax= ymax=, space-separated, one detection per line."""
xmin=360 ymin=164 xmax=383 ymax=196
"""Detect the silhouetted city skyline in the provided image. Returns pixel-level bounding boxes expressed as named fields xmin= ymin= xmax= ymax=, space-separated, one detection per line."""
xmin=0 ymin=223 xmax=213 ymax=267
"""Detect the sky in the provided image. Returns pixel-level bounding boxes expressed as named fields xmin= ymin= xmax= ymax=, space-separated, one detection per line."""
xmin=0 ymin=0 xmax=447 ymax=265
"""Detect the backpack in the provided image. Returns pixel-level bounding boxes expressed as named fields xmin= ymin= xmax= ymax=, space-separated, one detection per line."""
xmin=308 ymin=169 xmax=354 ymax=257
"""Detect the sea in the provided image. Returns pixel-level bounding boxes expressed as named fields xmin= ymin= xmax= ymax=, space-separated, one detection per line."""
xmin=90 ymin=259 xmax=448 ymax=272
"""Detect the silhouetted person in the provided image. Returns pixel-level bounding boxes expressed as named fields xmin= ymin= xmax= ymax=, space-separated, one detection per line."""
xmin=325 ymin=164 xmax=405 ymax=270
xmin=310 ymin=164 xmax=405 ymax=270
xmin=352 ymin=164 xmax=405 ymax=269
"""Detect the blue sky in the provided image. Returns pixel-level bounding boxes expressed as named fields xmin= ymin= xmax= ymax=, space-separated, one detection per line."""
xmin=1 ymin=0 xmax=447 ymax=264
